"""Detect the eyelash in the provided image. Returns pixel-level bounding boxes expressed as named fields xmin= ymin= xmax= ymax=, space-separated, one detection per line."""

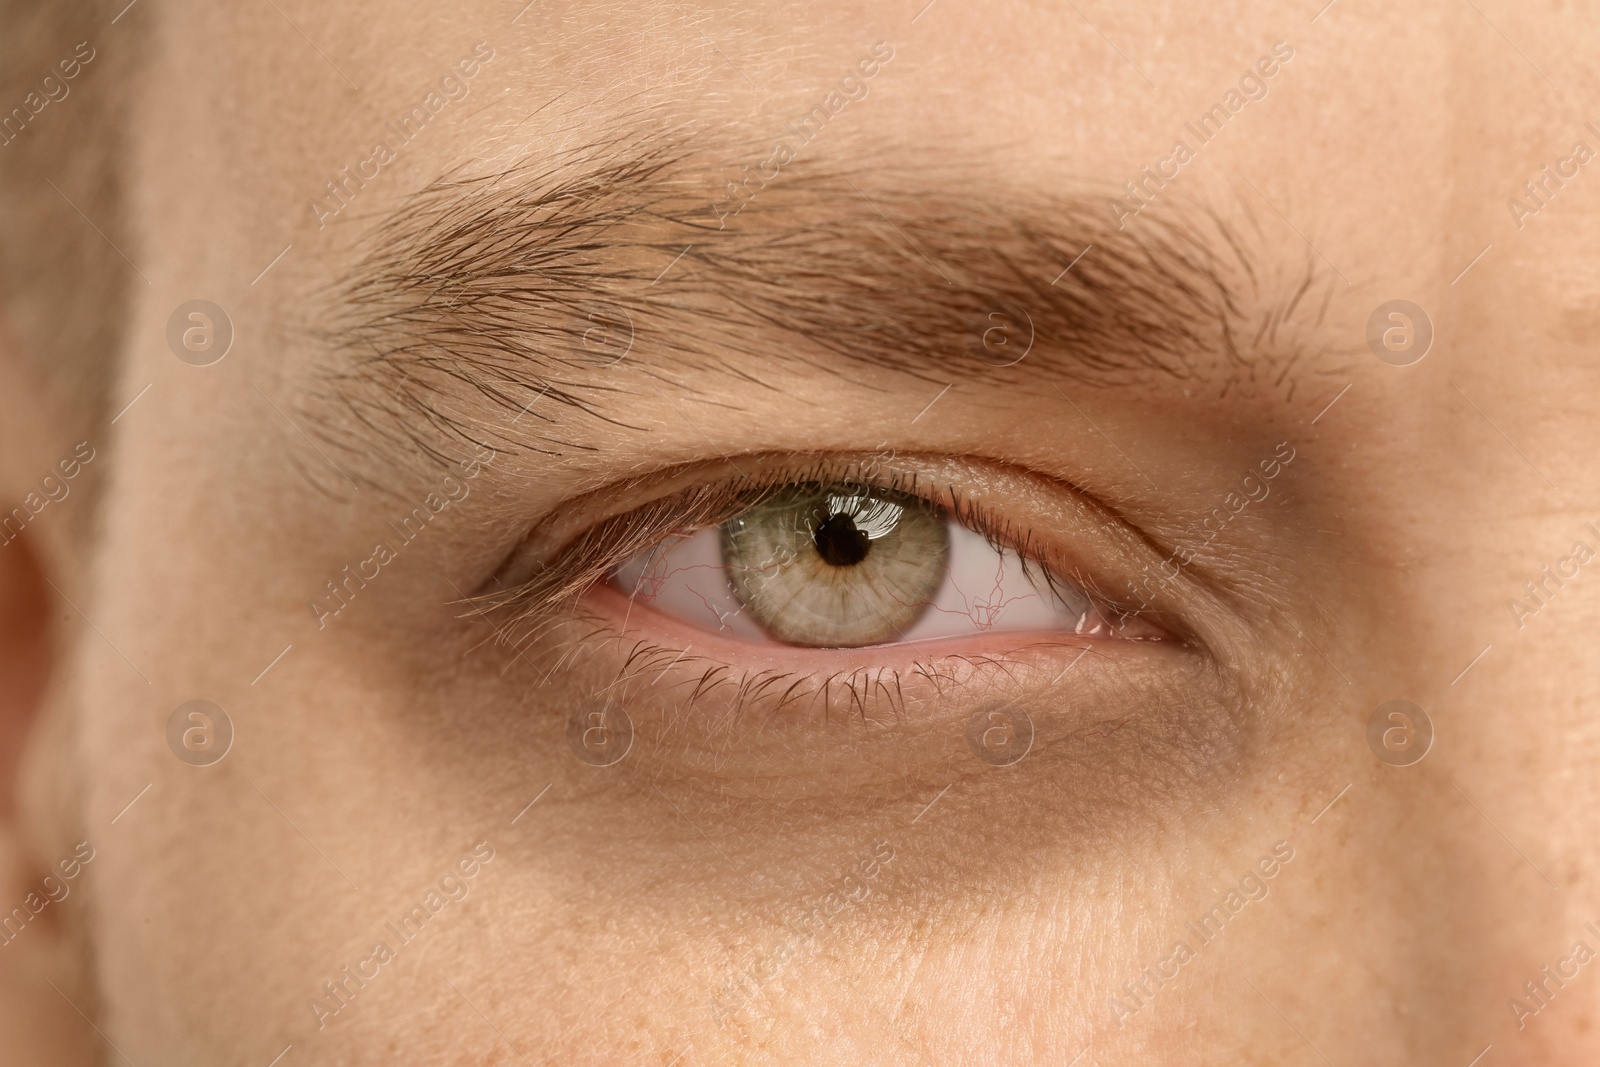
xmin=466 ymin=454 xmax=1163 ymax=717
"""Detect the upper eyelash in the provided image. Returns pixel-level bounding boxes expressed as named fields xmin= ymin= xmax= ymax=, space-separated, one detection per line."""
xmin=466 ymin=454 xmax=1123 ymax=650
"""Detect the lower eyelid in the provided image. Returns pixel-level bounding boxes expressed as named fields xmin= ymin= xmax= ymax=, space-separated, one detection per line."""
xmin=525 ymin=594 xmax=1219 ymax=809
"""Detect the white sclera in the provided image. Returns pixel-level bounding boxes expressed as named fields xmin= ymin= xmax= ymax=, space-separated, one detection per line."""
xmin=613 ymin=530 xmax=767 ymax=640
xmin=611 ymin=518 xmax=1100 ymax=647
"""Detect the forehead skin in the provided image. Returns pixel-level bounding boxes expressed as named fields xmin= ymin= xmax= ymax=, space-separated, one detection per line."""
xmin=43 ymin=0 xmax=1600 ymax=1064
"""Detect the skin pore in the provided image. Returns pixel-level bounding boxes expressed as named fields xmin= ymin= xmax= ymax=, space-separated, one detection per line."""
xmin=3 ymin=0 xmax=1600 ymax=1064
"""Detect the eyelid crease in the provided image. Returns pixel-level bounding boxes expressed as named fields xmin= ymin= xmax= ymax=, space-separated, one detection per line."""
xmin=466 ymin=452 xmax=1163 ymax=650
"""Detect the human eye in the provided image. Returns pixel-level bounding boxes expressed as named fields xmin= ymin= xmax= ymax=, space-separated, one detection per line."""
xmin=462 ymin=437 xmax=1250 ymax=819
xmin=478 ymin=450 xmax=1190 ymax=725
xmin=609 ymin=471 xmax=1165 ymax=649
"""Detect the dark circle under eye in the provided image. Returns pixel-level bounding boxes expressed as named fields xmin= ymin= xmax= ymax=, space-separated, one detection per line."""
xmin=813 ymin=512 xmax=871 ymax=567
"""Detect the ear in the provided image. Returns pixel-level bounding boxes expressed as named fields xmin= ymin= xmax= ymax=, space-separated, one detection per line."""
xmin=0 ymin=347 xmax=97 ymax=1064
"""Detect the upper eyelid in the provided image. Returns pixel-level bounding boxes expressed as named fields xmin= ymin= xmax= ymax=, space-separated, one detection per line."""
xmin=472 ymin=455 xmax=913 ymax=618
xmin=498 ymin=453 xmax=914 ymax=564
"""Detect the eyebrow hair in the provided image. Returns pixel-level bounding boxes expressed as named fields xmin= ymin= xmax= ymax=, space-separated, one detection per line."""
xmin=307 ymin=133 xmax=1338 ymax=471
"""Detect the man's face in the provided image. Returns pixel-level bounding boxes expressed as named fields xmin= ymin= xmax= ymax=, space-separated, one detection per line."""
xmin=25 ymin=0 xmax=1600 ymax=1063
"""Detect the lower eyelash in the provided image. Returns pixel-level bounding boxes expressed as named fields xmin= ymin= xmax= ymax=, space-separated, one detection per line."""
xmin=498 ymin=600 xmax=1099 ymax=732
xmin=612 ymin=643 xmax=948 ymax=729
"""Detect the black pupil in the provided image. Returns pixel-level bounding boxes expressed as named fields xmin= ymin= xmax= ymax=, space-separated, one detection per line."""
xmin=813 ymin=512 xmax=871 ymax=567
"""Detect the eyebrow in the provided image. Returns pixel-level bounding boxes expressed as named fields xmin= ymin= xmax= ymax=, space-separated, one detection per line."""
xmin=308 ymin=135 xmax=1336 ymax=468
